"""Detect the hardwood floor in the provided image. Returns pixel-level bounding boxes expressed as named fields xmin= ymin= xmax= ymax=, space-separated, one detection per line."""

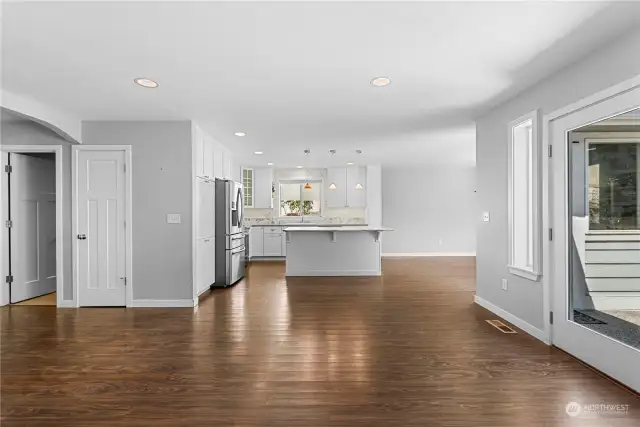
xmin=1 ymin=258 xmax=638 ymax=426
xmin=12 ymin=292 xmax=56 ymax=306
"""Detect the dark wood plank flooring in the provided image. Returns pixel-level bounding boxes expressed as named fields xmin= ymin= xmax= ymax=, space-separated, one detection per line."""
xmin=2 ymin=258 xmax=638 ymax=426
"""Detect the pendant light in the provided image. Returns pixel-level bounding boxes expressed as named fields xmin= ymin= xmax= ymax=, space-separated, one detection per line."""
xmin=354 ymin=150 xmax=364 ymax=190
xmin=328 ymin=150 xmax=337 ymax=190
xmin=303 ymin=149 xmax=312 ymax=190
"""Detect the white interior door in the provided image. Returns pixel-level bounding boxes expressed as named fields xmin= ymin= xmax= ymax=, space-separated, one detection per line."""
xmin=9 ymin=153 xmax=56 ymax=303
xmin=76 ymin=149 xmax=127 ymax=306
xmin=550 ymin=85 xmax=640 ymax=391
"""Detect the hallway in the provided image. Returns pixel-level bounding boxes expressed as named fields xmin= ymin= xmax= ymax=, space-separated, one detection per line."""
xmin=1 ymin=258 xmax=638 ymax=426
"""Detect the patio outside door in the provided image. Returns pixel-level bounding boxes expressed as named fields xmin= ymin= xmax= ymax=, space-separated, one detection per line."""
xmin=549 ymin=85 xmax=640 ymax=393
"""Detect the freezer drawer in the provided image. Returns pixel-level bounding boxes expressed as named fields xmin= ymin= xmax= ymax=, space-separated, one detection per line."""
xmin=228 ymin=245 xmax=246 ymax=285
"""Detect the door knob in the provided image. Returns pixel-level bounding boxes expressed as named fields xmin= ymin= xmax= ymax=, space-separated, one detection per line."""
xmin=77 ymin=234 xmax=87 ymax=240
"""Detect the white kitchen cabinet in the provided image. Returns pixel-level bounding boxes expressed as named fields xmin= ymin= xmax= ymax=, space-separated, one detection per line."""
xmin=326 ymin=167 xmax=347 ymax=208
xmin=281 ymin=233 xmax=287 ymax=256
xmin=213 ymin=144 xmax=224 ymax=179
xmin=223 ymin=149 xmax=232 ymax=179
xmin=195 ymin=177 xmax=215 ymax=238
xmin=193 ymin=125 xmax=205 ymax=177
xmin=250 ymin=227 xmax=264 ymax=257
xmin=346 ymin=166 xmax=366 ymax=207
xmin=253 ymin=168 xmax=273 ymax=209
xmin=203 ymin=133 xmax=215 ymax=179
xmin=263 ymin=232 xmax=283 ymax=257
xmin=196 ymin=237 xmax=215 ymax=295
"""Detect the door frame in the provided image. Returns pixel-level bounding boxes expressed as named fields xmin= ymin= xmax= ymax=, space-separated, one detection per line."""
xmin=72 ymin=145 xmax=133 ymax=307
xmin=542 ymin=74 xmax=640 ymax=389
xmin=0 ymin=145 xmax=64 ymax=307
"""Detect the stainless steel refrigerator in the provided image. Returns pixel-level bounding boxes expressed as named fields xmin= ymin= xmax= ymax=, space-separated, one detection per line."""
xmin=213 ymin=179 xmax=245 ymax=287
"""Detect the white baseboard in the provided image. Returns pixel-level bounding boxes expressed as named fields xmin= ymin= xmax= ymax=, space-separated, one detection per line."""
xmin=382 ymin=252 xmax=476 ymax=257
xmin=130 ymin=299 xmax=195 ymax=308
xmin=56 ymin=300 xmax=77 ymax=308
xmin=474 ymin=295 xmax=550 ymax=344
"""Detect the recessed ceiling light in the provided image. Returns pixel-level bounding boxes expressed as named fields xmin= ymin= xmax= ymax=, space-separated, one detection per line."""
xmin=267 ymin=162 xmax=274 ymax=166
xmin=234 ymin=132 xmax=247 ymax=137
xmin=347 ymin=162 xmax=354 ymax=165
xmin=370 ymin=77 xmax=391 ymax=87
xmin=254 ymin=151 xmax=263 ymax=155
xmin=296 ymin=166 xmax=303 ymax=169
xmin=134 ymin=77 xmax=158 ymax=88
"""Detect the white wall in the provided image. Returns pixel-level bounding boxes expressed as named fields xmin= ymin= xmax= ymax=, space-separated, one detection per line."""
xmin=82 ymin=121 xmax=194 ymax=301
xmin=476 ymin=28 xmax=640 ymax=330
xmin=381 ymin=165 xmax=476 ymax=255
xmin=1 ymin=111 xmax=74 ymax=302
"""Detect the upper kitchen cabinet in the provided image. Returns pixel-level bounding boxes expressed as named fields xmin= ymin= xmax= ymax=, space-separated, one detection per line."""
xmin=346 ymin=166 xmax=366 ymax=207
xmin=326 ymin=166 xmax=366 ymax=207
xmin=243 ymin=167 xmax=273 ymax=208
xmin=192 ymin=124 xmax=218 ymax=179
xmin=254 ymin=168 xmax=273 ymax=208
xmin=222 ymin=149 xmax=232 ymax=179
xmin=326 ymin=167 xmax=347 ymax=208
xmin=202 ymin=133 xmax=215 ymax=179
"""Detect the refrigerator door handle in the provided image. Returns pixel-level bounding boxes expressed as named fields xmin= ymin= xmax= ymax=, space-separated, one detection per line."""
xmin=231 ymin=245 xmax=245 ymax=255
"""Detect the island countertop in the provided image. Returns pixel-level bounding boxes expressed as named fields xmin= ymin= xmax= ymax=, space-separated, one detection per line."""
xmin=283 ymin=226 xmax=392 ymax=232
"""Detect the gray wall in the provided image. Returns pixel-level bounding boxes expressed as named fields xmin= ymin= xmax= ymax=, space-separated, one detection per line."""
xmin=382 ymin=165 xmax=476 ymax=254
xmin=82 ymin=121 xmax=193 ymax=300
xmin=1 ymin=110 xmax=74 ymax=300
xmin=476 ymin=28 xmax=640 ymax=329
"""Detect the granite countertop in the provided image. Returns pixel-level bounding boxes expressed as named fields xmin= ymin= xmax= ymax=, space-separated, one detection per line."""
xmin=283 ymin=226 xmax=392 ymax=232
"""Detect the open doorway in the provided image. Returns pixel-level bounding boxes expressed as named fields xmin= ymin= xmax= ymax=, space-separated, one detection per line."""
xmin=1 ymin=145 xmax=64 ymax=308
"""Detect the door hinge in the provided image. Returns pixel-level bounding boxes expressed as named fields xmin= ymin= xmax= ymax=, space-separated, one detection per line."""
xmin=549 ymin=228 xmax=553 ymax=241
xmin=124 ymin=163 xmax=126 ymax=173
xmin=549 ymin=311 xmax=554 ymax=325
xmin=4 ymin=165 xmax=12 ymax=173
xmin=5 ymin=220 xmax=12 ymax=228
xmin=5 ymin=275 xmax=13 ymax=284
xmin=548 ymin=145 xmax=553 ymax=157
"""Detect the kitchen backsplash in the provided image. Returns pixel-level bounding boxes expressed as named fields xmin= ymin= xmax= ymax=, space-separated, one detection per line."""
xmin=244 ymin=207 xmax=366 ymax=226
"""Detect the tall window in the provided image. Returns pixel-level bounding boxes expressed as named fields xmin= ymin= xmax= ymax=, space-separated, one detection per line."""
xmin=243 ymin=168 xmax=253 ymax=207
xmin=279 ymin=181 xmax=322 ymax=217
xmin=508 ymin=110 xmax=541 ymax=281
xmin=587 ymin=139 xmax=639 ymax=230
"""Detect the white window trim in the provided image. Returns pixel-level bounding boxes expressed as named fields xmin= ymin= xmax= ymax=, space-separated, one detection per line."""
xmin=508 ymin=109 xmax=542 ymax=281
xmin=277 ymin=179 xmax=324 ymax=219
xmin=242 ymin=167 xmax=254 ymax=208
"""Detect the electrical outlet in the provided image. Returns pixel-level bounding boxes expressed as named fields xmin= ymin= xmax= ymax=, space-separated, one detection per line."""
xmin=167 ymin=214 xmax=181 ymax=224
xmin=483 ymin=212 xmax=490 ymax=222
xmin=501 ymin=279 xmax=508 ymax=291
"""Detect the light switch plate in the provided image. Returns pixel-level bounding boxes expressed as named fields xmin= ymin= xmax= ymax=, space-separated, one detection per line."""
xmin=167 ymin=214 xmax=181 ymax=224
xmin=502 ymin=279 xmax=508 ymax=291
xmin=483 ymin=212 xmax=490 ymax=222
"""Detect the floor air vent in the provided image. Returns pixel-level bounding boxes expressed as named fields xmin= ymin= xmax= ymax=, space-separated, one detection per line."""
xmin=486 ymin=319 xmax=517 ymax=334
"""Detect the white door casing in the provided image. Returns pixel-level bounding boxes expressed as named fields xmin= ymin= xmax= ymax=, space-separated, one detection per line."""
xmin=8 ymin=153 xmax=57 ymax=303
xmin=73 ymin=146 xmax=132 ymax=307
xmin=545 ymin=76 xmax=640 ymax=392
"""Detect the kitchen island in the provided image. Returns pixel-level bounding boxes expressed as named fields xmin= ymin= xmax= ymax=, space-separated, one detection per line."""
xmin=283 ymin=226 xmax=392 ymax=276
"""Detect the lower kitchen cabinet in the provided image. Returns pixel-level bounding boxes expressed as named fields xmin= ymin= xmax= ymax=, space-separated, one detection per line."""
xmin=196 ymin=237 xmax=215 ymax=294
xmin=263 ymin=232 xmax=283 ymax=257
xmin=250 ymin=228 xmax=264 ymax=257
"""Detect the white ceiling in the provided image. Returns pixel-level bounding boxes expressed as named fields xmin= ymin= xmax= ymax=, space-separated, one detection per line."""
xmin=3 ymin=1 xmax=639 ymax=167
